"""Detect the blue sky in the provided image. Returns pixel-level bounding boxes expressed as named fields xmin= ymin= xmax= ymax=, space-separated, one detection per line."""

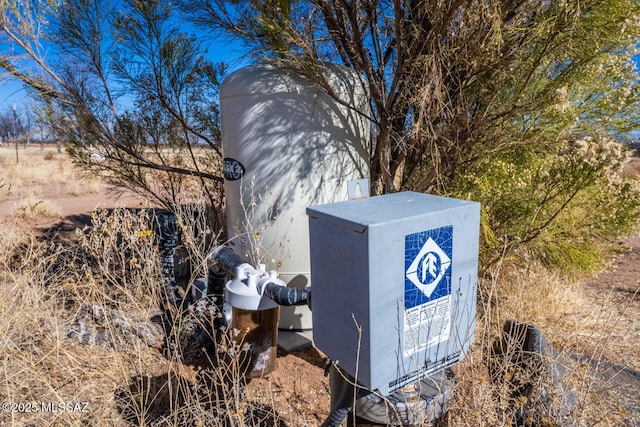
xmin=0 ymin=33 xmax=248 ymax=110
xmin=1 ymin=30 xmax=639 ymax=115
xmin=0 ymin=80 xmax=27 ymax=106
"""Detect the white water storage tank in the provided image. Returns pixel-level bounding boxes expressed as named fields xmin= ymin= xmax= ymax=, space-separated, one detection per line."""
xmin=220 ymin=63 xmax=370 ymax=330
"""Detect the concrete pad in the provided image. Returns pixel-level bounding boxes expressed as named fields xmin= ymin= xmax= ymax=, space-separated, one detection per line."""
xmin=277 ymin=329 xmax=313 ymax=352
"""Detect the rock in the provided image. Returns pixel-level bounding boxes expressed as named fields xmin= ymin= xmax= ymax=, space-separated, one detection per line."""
xmin=65 ymin=304 xmax=165 ymax=351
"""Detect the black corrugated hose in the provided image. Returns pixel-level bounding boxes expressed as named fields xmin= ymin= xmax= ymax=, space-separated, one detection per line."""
xmin=211 ymin=245 xmax=247 ymax=275
xmin=262 ymin=282 xmax=311 ymax=308
xmin=153 ymin=211 xmax=182 ymax=307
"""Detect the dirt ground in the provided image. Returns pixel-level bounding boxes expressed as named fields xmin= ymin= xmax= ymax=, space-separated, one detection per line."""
xmin=574 ymin=231 xmax=640 ymax=425
xmin=579 ymin=232 xmax=640 ymax=371
xmin=2 ymin=147 xmax=640 ymax=425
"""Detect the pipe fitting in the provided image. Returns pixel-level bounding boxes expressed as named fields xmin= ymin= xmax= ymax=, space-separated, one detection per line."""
xmin=209 ymin=245 xmax=312 ymax=310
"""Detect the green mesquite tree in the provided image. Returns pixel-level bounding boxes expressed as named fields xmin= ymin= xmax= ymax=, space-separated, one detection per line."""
xmin=179 ymin=0 xmax=640 ymax=270
xmin=1 ymin=0 xmax=640 ymax=270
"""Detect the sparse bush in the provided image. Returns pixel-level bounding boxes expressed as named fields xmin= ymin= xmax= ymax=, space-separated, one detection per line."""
xmin=448 ymin=255 xmax=636 ymax=427
xmin=66 ymin=208 xmax=163 ymax=307
xmin=0 ymin=200 xmax=288 ymax=426
xmin=11 ymin=194 xmax=63 ymax=219
xmin=454 ymin=135 xmax=640 ymax=274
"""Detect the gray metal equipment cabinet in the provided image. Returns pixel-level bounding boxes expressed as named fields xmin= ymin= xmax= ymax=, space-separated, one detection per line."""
xmin=307 ymin=191 xmax=480 ymax=395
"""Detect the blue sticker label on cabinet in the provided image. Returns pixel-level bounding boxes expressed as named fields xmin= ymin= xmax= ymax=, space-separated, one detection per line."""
xmin=404 ymin=225 xmax=453 ymax=309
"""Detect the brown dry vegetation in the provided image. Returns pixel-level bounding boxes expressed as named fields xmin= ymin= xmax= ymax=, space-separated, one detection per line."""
xmin=0 ymin=145 xmax=639 ymax=426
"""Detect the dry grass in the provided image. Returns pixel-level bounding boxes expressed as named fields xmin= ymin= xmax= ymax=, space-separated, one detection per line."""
xmin=0 ymin=145 xmax=102 ymax=201
xmin=0 ymin=207 xmax=243 ymax=426
xmin=448 ymin=250 xmax=640 ymax=427
xmin=10 ymin=191 xmax=63 ymax=219
xmin=447 ymin=264 xmax=576 ymax=426
xmin=1 ymin=146 xmax=639 ymax=426
xmin=0 ymin=215 xmax=162 ymax=426
xmin=0 ymin=173 xmax=278 ymax=426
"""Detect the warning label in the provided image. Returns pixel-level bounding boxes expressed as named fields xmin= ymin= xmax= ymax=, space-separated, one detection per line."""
xmin=404 ymin=226 xmax=453 ymax=357
xmin=403 ymin=296 xmax=451 ymax=357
